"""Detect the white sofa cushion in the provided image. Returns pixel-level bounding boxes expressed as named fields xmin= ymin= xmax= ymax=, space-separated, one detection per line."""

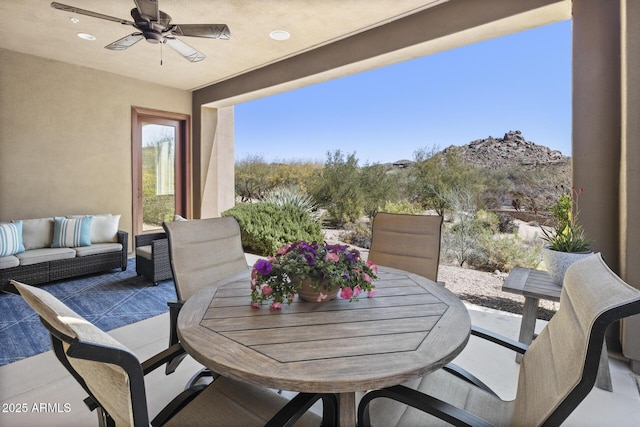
xmin=91 ymin=214 xmax=121 ymax=243
xmin=0 ymin=221 xmax=25 ymax=257
xmin=17 ymin=248 xmax=76 ymax=266
xmin=21 ymin=217 xmax=54 ymax=250
xmin=51 ymin=216 xmax=93 ymax=248
xmin=0 ymin=255 xmax=20 ymax=269
xmin=74 ymin=243 xmax=123 ymax=257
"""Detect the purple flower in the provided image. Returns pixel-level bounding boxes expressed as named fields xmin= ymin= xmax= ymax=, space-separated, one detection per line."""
xmin=254 ymin=259 xmax=273 ymax=275
xmin=305 ymin=254 xmax=315 ymax=265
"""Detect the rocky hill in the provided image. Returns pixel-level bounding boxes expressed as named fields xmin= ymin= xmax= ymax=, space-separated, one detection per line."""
xmin=440 ymin=130 xmax=569 ymax=170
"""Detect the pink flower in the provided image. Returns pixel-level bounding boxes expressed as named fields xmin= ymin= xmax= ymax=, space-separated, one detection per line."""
xmin=251 ymin=269 xmax=258 ymax=280
xmin=340 ymin=287 xmax=354 ymax=300
xmin=316 ymin=292 xmax=328 ymax=302
xmin=251 ymin=302 xmax=261 ymax=309
xmin=353 ymin=285 xmax=362 ymax=297
xmin=277 ymin=244 xmax=292 ymax=255
xmin=366 ymin=261 xmax=379 ymax=273
xmin=363 ymin=273 xmax=372 ymax=283
xmin=367 ymin=290 xmax=377 ymax=298
xmin=261 ymin=285 xmax=273 ymax=296
xmin=325 ymin=253 xmax=339 ymax=263
xmin=270 ymin=302 xmax=282 ymax=311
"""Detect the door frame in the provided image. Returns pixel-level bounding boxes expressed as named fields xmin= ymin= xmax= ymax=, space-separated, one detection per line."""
xmin=131 ymin=106 xmax=192 ymax=237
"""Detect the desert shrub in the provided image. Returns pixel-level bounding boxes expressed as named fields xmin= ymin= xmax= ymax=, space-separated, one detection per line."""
xmin=309 ymin=151 xmax=365 ymax=226
xmin=378 ymin=201 xmax=421 ymax=215
xmin=341 ymin=221 xmax=372 ymax=249
xmin=262 ymin=186 xmax=320 ymax=220
xmin=469 ymin=231 xmax=542 ymax=272
xmin=222 ymin=202 xmax=323 ymax=256
xmin=476 ymin=209 xmax=500 ymax=233
xmin=442 ymin=219 xmax=485 ymax=267
xmin=496 ymin=212 xmax=518 ymax=233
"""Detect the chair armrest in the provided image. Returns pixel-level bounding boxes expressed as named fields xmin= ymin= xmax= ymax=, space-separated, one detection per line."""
xmin=358 ymin=385 xmax=494 ymax=427
xmin=141 ymin=344 xmax=187 ymax=375
xmin=135 ymin=232 xmax=167 ymax=248
xmin=265 ymin=392 xmax=338 ymax=427
xmin=471 ymin=325 xmax=528 ymax=354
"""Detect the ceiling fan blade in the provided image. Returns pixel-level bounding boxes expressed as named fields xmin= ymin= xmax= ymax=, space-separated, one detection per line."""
xmin=105 ymin=33 xmax=144 ymax=51
xmin=164 ymin=37 xmax=206 ymax=62
xmin=50 ymin=2 xmax=134 ymax=25
xmin=172 ymin=24 xmax=231 ymax=40
xmin=134 ymin=0 xmax=159 ymax=22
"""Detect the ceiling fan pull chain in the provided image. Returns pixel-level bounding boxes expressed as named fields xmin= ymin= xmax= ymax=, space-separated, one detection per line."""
xmin=160 ymin=42 xmax=163 ymax=66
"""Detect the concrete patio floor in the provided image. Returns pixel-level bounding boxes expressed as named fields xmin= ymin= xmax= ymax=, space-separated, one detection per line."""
xmin=1 ymin=300 xmax=638 ymax=426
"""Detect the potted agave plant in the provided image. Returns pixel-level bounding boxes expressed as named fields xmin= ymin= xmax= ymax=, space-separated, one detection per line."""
xmin=541 ymin=186 xmax=593 ymax=286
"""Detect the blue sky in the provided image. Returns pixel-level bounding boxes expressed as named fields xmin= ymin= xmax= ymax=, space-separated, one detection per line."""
xmin=235 ymin=20 xmax=571 ymax=164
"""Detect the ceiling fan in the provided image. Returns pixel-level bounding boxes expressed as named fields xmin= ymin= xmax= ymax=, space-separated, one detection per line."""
xmin=51 ymin=0 xmax=230 ymax=62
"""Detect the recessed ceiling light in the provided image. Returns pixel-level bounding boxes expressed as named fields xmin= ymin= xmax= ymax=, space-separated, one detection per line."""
xmin=77 ymin=32 xmax=96 ymax=41
xmin=269 ymin=30 xmax=290 ymax=41
xmin=70 ymin=17 xmax=79 ymax=24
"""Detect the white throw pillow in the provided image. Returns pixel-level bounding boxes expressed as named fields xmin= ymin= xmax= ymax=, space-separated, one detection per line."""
xmin=21 ymin=217 xmax=54 ymax=250
xmin=90 ymin=214 xmax=121 ymax=243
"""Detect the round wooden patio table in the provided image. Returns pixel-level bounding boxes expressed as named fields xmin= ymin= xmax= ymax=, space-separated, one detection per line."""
xmin=177 ymin=266 xmax=471 ymax=427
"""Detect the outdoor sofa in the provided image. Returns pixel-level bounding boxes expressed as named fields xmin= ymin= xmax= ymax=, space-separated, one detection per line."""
xmin=0 ymin=214 xmax=127 ymax=287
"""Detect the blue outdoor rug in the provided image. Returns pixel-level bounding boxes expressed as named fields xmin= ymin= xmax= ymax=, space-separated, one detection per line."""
xmin=0 ymin=259 xmax=176 ymax=366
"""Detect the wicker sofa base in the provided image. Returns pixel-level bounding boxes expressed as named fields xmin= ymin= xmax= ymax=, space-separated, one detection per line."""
xmin=1 ymin=231 xmax=128 ymax=287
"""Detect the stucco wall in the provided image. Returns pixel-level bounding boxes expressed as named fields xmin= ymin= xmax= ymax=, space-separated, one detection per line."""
xmin=0 ymin=49 xmax=191 ymax=250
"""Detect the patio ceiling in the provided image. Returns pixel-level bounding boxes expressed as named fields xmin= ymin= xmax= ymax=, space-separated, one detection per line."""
xmin=0 ymin=0 xmax=451 ymax=91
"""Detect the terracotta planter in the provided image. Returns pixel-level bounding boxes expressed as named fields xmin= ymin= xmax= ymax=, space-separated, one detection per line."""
xmin=542 ymin=247 xmax=593 ymax=286
xmin=296 ymin=278 xmax=339 ymax=302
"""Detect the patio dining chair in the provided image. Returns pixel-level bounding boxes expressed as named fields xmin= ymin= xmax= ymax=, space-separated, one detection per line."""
xmin=368 ymin=212 xmax=443 ymax=283
xmin=12 ymin=280 xmax=337 ymax=427
xmin=357 ymin=253 xmax=640 ymax=427
xmin=162 ymin=216 xmax=249 ymax=377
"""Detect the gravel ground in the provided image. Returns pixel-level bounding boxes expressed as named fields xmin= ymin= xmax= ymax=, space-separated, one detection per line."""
xmin=439 ymin=263 xmax=558 ymax=321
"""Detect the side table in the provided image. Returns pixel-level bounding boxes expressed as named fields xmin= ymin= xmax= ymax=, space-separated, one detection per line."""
xmin=503 ymin=267 xmax=612 ymax=391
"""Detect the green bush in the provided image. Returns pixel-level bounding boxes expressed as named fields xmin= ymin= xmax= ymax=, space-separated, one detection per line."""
xmin=378 ymin=201 xmax=421 ymax=215
xmin=222 ymin=202 xmax=324 ymax=256
xmin=469 ymin=231 xmax=542 ymax=272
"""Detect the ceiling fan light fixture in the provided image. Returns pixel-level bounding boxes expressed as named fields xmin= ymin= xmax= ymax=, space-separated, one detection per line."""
xmin=269 ymin=30 xmax=290 ymax=41
xmin=77 ymin=32 xmax=96 ymax=41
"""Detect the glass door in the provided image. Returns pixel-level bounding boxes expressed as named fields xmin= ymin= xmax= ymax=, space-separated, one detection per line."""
xmin=141 ymin=123 xmax=176 ymax=231
xmin=132 ymin=107 xmax=191 ymax=237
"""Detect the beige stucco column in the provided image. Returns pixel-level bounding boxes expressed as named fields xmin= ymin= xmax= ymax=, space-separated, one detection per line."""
xmin=619 ymin=0 xmax=640 ymax=373
xmin=194 ymin=106 xmax=236 ymax=218
xmin=573 ymin=0 xmax=640 ymax=372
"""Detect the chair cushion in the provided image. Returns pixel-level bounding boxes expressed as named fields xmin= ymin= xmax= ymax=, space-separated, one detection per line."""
xmin=0 ymin=221 xmax=25 ymax=257
xmin=13 ymin=281 xmax=134 ymax=426
xmin=74 ymin=243 xmax=122 ymax=257
xmin=17 ymin=247 xmax=75 ymax=266
xmin=368 ymin=369 xmax=514 ymax=427
xmin=136 ymin=244 xmax=152 ymax=260
xmin=164 ymin=376 xmax=322 ymax=427
xmin=21 ymin=217 xmax=54 ymax=250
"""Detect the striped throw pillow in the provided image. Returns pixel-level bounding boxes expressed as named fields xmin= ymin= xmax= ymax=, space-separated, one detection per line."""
xmin=51 ymin=216 xmax=93 ymax=248
xmin=0 ymin=221 xmax=25 ymax=257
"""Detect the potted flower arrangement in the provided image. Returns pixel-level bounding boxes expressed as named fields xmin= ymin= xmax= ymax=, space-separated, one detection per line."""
xmin=250 ymin=241 xmax=378 ymax=310
xmin=541 ymin=186 xmax=593 ymax=285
